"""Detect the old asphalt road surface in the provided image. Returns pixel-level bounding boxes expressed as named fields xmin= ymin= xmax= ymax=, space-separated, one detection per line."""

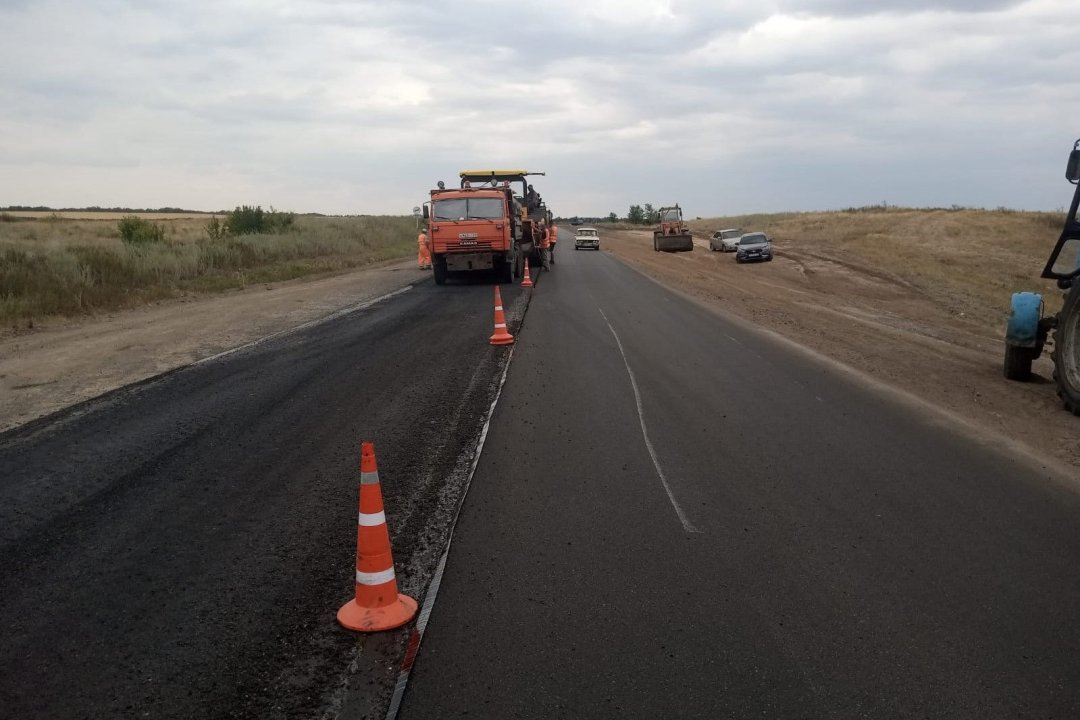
xmin=399 ymin=242 xmax=1080 ymax=718
xmin=0 ymin=271 xmax=530 ymax=719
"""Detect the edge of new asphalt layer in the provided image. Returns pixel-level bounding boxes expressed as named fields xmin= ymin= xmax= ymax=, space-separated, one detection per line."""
xmin=0 ymin=285 xmax=416 ymax=447
xmin=327 ymin=281 xmax=535 ymax=720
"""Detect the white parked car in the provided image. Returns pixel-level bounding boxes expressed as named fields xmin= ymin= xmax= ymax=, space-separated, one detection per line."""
xmin=574 ymin=227 xmax=600 ymax=250
xmin=710 ymin=228 xmax=743 ymax=252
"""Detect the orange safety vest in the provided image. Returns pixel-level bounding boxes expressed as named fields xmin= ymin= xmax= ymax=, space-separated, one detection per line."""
xmin=540 ymin=226 xmax=551 ymax=249
xmin=549 ymin=225 xmax=558 ymax=244
xmin=417 ymin=232 xmax=431 ymax=267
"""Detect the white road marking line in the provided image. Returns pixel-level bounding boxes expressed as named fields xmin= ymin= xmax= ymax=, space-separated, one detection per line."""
xmin=599 ymin=309 xmax=701 ymax=534
xmin=725 ymin=334 xmax=743 ymax=346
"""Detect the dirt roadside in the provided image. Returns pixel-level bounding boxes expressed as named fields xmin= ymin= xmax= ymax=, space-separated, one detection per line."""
xmin=0 ymin=260 xmax=429 ymax=433
xmin=602 ymin=229 xmax=1080 ymax=473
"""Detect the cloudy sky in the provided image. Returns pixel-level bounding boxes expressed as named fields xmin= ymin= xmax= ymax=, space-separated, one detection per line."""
xmin=2 ymin=0 xmax=1079 ymax=216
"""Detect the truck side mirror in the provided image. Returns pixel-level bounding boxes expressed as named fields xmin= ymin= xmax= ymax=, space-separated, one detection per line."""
xmin=422 ymin=205 xmax=429 ymax=219
xmin=1067 ymin=149 xmax=1080 ymax=183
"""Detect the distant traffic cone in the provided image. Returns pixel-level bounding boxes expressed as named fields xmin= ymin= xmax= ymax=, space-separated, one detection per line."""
xmin=489 ymin=285 xmax=515 ymax=346
xmin=337 ymin=442 xmax=417 ymax=632
xmin=521 ymin=258 xmax=534 ymax=288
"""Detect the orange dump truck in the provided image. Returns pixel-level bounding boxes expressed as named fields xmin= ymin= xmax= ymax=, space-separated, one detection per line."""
xmin=423 ymin=169 xmax=552 ymax=284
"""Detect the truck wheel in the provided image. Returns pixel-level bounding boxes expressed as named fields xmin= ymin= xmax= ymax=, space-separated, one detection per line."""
xmin=499 ymin=256 xmax=513 ymax=284
xmin=653 ymin=232 xmax=660 ymax=252
xmin=1003 ymin=344 xmax=1035 ymax=381
xmin=1052 ymin=283 xmax=1080 ymax=414
xmin=433 ymin=257 xmax=447 ymax=286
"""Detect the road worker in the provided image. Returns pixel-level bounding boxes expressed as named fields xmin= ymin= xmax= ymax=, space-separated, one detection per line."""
xmin=417 ymin=228 xmax=431 ymax=270
xmin=548 ymin=223 xmax=558 ymax=265
xmin=538 ymin=220 xmax=551 ymax=270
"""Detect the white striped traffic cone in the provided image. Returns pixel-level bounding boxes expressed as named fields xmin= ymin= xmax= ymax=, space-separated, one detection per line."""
xmin=337 ymin=442 xmax=417 ymax=632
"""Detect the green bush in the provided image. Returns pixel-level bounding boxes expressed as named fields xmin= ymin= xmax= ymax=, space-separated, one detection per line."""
xmin=205 ymin=216 xmax=227 ymax=241
xmin=117 ymin=215 xmax=165 ymax=245
xmin=224 ymin=205 xmax=296 ymax=236
xmin=225 ymin=205 xmax=265 ymax=235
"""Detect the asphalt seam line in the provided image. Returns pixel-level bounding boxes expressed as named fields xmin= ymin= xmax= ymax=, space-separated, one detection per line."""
xmin=383 ymin=342 xmax=518 ymax=720
xmin=196 ymin=285 xmax=414 ymax=366
xmin=599 ymin=308 xmax=702 ymax=534
xmin=383 ymin=284 xmax=533 ymax=718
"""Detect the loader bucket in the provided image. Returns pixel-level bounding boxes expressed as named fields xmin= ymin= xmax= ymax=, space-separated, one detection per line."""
xmin=654 ymin=231 xmax=694 ymax=252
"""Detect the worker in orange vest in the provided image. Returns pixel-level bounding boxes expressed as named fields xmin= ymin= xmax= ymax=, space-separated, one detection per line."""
xmin=548 ymin=223 xmax=558 ymax=265
xmin=417 ymin=229 xmax=431 ymax=270
xmin=539 ymin=220 xmax=551 ymax=270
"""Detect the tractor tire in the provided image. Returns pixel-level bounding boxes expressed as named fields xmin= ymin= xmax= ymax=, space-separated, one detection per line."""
xmin=1003 ymin=344 xmax=1035 ymax=381
xmin=433 ymin=257 xmax=447 ymax=286
xmin=653 ymin=232 xmax=660 ymax=252
xmin=1051 ymin=282 xmax=1080 ymax=414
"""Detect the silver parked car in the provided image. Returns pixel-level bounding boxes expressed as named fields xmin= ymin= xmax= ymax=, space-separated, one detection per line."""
xmin=735 ymin=232 xmax=773 ymax=263
xmin=710 ymin=228 xmax=744 ymax=252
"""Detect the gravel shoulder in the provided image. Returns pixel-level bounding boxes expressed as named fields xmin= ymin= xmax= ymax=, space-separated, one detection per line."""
xmin=602 ymin=229 xmax=1080 ymax=473
xmin=0 ymin=260 xmax=429 ymax=433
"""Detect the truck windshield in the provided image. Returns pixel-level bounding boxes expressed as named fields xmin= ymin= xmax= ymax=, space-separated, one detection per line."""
xmin=433 ymin=198 xmax=504 ymax=220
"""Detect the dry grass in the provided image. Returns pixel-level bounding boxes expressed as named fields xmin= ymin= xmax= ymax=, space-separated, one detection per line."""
xmin=2 ymin=211 xmax=214 ymax=221
xmin=688 ymin=207 xmax=1066 ymax=333
xmin=0 ymin=215 xmax=416 ymax=325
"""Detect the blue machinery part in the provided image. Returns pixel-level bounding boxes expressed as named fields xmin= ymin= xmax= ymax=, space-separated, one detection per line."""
xmin=1006 ymin=291 xmax=1044 ymax=349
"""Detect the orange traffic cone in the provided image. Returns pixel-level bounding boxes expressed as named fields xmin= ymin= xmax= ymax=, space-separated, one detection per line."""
xmin=489 ymin=285 xmax=514 ymax=346
xmin=337 ymin=442 xmax=417 ymax=632
xmin=521 ymin=258 xmax=534 ymax=288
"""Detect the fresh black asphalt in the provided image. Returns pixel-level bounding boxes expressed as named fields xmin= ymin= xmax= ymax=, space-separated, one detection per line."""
xmin=398 ymin=243 xmax=1080 ymax=718
xmin=0 ymin=272 xmax=526 ymax=719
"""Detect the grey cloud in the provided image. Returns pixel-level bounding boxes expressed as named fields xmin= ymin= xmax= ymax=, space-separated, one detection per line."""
xmin=0 ymin=0 xmax=1077 ymax=214
xmin=773 ymin=0 xmax=1025 ymax=15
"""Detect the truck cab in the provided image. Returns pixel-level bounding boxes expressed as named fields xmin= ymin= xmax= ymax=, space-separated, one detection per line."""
xmin=424 ymin=169 xmax=549 ymax=284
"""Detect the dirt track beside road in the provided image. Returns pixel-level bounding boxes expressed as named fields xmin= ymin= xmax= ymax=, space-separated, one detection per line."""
xmin=602 ymin=229 xmax=1079 ymax=473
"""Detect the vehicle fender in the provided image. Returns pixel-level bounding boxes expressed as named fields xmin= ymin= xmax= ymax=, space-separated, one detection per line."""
xmin=1005 ymin=292 xmax=1043 ymax=348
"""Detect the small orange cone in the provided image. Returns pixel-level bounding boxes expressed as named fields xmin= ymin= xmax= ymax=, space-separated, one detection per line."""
xmin=521 ymin=258 xmax=534 ymax=288
xmin=489 ymin=285 xmax=515 ymax=346
xmin=337 ymin=442 xmax=417 ymax=632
